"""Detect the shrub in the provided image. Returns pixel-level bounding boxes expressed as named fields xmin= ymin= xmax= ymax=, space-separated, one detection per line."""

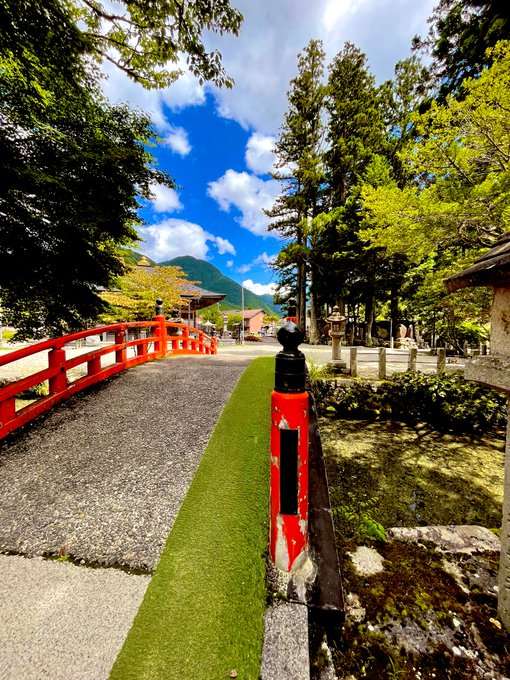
xmin=379 ymin=372 xmax=506 ymax=434
xmin=313 ymin=371 xmax=507 ymax=435
xmin=324 ymin=380 xmax=387 ymax=420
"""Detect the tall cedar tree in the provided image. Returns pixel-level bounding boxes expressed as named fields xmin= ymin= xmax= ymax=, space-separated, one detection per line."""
xmin=320 ymin=43 xmax=386 ymax=344
xmin=266 ymin=39 xmax=326 ymax=334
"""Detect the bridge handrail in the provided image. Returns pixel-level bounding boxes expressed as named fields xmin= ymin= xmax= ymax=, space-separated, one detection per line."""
xmin=0 ymin=317 xmax=217 ymax=440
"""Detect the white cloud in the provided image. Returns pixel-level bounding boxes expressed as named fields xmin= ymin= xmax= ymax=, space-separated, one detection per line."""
xmin=150 ymin=185 xmax=183 ymax=213
xmin=253 ymin=252 xmax=277 ymax=267
xmin=245 ymin=133 xmax=277 ymax=175
xmin=100 ymin=57 xmax=205 ymax=133
xmin=138 ymin=219 xmax=234 ymax=261
xmin=236 ymin=251 xmax=276 ymax=274
xmin=205 ymin=0 xmax=436 ymax=134
xmin=163 ymin=126 xmax=191 ymax=156
xmin=226 ymin=260 xmax=234 ymax=268
xmin=243 ymin=279 xmax=278 ymax=297
xmin=212 ymin=236 xmax=236 ymax=256
xmin=207 ymin=170 xmax=280 ymax=237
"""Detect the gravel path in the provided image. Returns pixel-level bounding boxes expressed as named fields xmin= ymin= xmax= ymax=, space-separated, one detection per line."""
xmin=0 ymin=356 xmax=250 ymax=571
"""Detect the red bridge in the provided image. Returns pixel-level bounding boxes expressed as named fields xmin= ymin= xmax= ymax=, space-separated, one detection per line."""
xmin=0 ymin=314 xmax=217 ymax=440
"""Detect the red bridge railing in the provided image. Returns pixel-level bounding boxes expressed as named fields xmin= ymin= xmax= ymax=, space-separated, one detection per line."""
xmin=0 ymin=316 xmax=217 ymax=440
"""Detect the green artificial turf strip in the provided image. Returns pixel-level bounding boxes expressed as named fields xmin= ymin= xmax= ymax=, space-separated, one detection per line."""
xmin=110 ymin=356 xmax=274 ymax=680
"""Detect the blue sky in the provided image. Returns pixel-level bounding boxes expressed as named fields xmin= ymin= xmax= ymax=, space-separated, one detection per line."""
xmin=102 ymin=0 xmax=436 ymax=297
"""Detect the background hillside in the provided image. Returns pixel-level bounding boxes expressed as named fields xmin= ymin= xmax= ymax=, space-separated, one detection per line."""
xmin=158 ymin=256 xmax=277 ymax=313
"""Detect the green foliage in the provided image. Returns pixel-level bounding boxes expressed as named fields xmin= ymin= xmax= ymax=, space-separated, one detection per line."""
xmin=362 ymin=41 xmax=510 ymax=259
xmin=267 ymin=39 xmax=326 ymax=332
xmin=1 ymin=330 xmax=16 ymax=344
xmin=76 ymin=0 xmax=243 ymax=90
xmin=101 ymin=266 xmax=188 ymax=321
xmin=379 ymin=372 xmax=507 ymax=433
xmin=306 ymin=359 xmax=334 ymax=387
xmin=322 ymin=380 xmax=385 ymax=420
xmin=227 ymin=313 xmax=242 ymax=331
xmin=200 ymin=304 xmax=224 ymax=327
xmin=333 ymin=495 xmax=386 ymax=542
xmin=415 ymin=0 xmax=510 ymax=98
xmin=316 ymin=372 xmax=506 ymax=434
xmin=0 ymin=0 xmax=242 ymax=339
xmin=1 ymin=380 xmax=50 ymax=400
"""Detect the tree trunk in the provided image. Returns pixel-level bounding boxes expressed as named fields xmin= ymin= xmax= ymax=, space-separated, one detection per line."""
xmin=364 ymin=295 xmax=375 ymax=347
xmin=308 ymin=265 xmax=319 ymax=344
xmin=390 ymin=289 xmax=399 ymax=344
xmin=297 ymin=259 xmax=307 ymax=332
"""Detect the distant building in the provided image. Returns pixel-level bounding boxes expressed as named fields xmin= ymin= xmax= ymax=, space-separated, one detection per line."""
xmin=227 ymin=309 xmax=267 ymax=335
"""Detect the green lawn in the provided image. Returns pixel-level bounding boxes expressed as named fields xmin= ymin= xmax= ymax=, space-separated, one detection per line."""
xmin=110 ymin=356 xmax=273 ymax=680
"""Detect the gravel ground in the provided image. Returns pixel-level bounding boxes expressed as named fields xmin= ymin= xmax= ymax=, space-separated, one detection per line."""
xmin=0 ymin=356 xmax=249 ymax=570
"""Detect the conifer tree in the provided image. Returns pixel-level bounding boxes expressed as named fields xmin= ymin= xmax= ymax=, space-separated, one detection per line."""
xmin=266 ymin=39 xmax=326 ymax=334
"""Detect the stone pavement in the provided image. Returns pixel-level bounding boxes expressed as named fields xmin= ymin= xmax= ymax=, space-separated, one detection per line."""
xmin=0 ymin=356 xmax=249 ymax=679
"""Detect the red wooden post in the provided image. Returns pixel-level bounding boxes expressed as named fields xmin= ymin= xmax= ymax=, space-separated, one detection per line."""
xmin=270 ymin=301 xmax=309 ymax=573
xmin=115 ymin=328 xmax=127 ymax=365
xmin=87 ymin=355 xmax=101 ymax=376
xmin=0 ymin=397 xmax=16 ymax=431
xmin=48 ymin=347 xmax=67 ymax=395
xmin=154 ymin=298 xmax=167 ymax=358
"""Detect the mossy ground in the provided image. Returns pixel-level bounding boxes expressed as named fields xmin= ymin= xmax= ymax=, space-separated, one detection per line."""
xmin=316 ymin=418 xmax=510 ymax=679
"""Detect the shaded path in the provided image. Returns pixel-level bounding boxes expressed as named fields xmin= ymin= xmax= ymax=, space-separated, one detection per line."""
xmin=0 ymin=356 xmax=250 ymax=571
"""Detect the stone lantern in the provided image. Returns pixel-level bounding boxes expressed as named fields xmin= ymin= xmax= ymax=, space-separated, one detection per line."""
xmin=222 ymin=313 xmax=228 ymax=339
xmin=444 ymin=231 xmax=510 ymax=629
xmin=326 ymin=306 xmax=347 ymax=370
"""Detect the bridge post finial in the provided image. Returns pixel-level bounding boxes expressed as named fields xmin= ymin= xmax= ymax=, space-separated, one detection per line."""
xmin=155 ymin=298 xmax=164 ymax=316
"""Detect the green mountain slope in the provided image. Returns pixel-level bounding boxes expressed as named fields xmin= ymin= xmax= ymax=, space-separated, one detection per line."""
xmin=158 ymin=256 xmax=276 ymax=313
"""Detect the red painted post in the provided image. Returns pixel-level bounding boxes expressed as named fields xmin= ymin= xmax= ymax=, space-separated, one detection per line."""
xmin=115 ymin=328 xmax=127 ymax=365
xmin=87 ymin=355 xmax=101 ymax=376
xmin=48 ymin=347 xmax=67 ymax=395
xmin=154 ymin=298 xmax=167 ymax=358
xmin=270 ymin=299 xmax=309 ymax=572
xmin=0 ymin=397 xmax=16 ymax=430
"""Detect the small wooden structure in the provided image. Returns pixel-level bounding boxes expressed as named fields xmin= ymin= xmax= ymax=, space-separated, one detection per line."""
xmin=445 ymin=232 xmax=510 ymax=629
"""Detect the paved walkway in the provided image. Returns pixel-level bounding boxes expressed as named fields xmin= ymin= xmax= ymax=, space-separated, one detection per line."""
xmin=0 ymin=356 xmax=249 ymax=679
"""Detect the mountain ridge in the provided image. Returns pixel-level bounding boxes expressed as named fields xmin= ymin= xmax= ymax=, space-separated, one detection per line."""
xmin=158 ymin=256 xmax=277 ymax=313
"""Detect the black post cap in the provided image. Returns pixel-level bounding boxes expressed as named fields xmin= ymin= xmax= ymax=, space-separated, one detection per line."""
xmin=155 ymin=298 xmax=164 ymax=316
xmin=275 ymin=319 xmax=306 ymax=393
xmin=287 ymin=298 xmax=297 ymax=319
